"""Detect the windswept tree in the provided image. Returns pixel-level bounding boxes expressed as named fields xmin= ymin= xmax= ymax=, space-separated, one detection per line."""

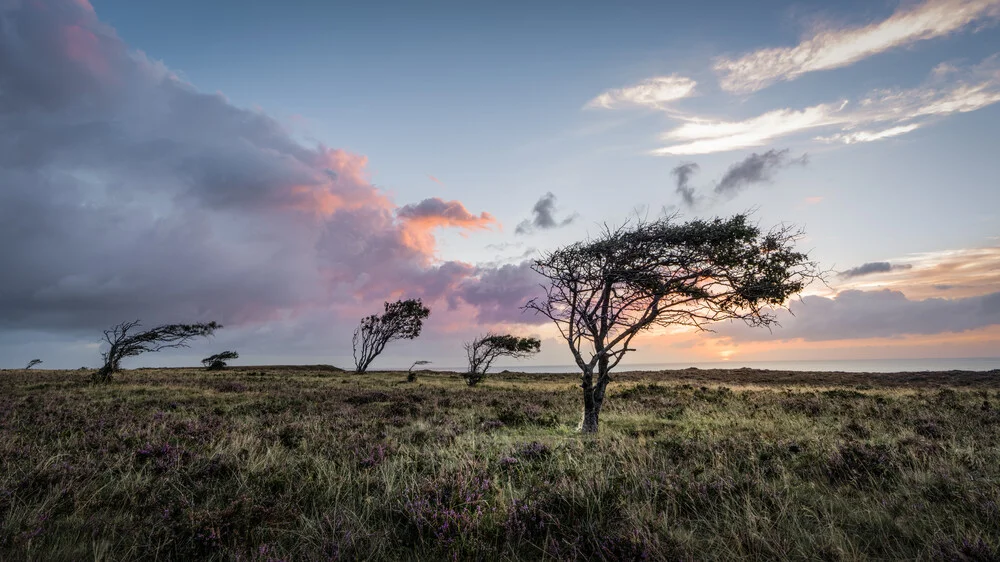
xmin=525 ymin=213 xmax=818 ymax=433
xmin=94 ymin=320 xmax=221 ymax=383
xmin=202 ymin=351 xmax=239 ymax=370
xmin=463 ymin=333 xmax=541 ymax=386
xmin=25 ymin=359 xmax=42 ymax=370
xmin=353 ymin=299 xmax=430 ymax=373
xmin=407 ymin=360 xmax=431 ymax=383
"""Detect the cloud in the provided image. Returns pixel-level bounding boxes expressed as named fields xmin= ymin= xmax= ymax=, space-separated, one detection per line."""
xmin=715 ymin=149 xmax=808 ymax=197
xmin=654 ymin=103 xmax=843 ymax=155
xmin=397 ymin=198 xmax=496 ymax=231
xmin=455 ymin=262 xmax=548 ymax=325
xmin=715 ymin=0 xmax=1000 ymax=93
xmin=816 ymin=124 xmax=921 ymax=144
xmin=666 ymin=150 xmax=805 ymax=208
xmin=834 ymin=246 xmax=1000 ymax=300
xmin=671 ymin=162 xmax=700 ymax=208
xmin=719 ymin=289 xmax=1000 ymax=342
xmin=586 ymin=75 xmax=697 ymax=109
xmin=0 ymin=0 xmax=505 ymax=350
xmin=840 ymin=262 xmax=914 ymax=279
xmin=515 ymin=193 xmax=577 ymax=235
xmin=654 ymin=56 xmax=1000 ymax=154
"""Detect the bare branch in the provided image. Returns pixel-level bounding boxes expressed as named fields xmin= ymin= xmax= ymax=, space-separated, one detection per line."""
xmin=94 ymin=320 xmax=221 ymax=383
xmin=463 ymin=333 xmax=541 ymax=386
xmin=523 ymin=212 xmax=820 ymax=432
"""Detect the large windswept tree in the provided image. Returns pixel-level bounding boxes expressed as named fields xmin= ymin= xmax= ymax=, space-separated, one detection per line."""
xmin=352 ymin=299 xmax=430 ymax=373
xmin=525 ymin=213 xmax=818 ymax=433
xmin=463 ymin=333 xmax=541 ymax=386
xmin=94 ymin=320 xmax=221 ymax=383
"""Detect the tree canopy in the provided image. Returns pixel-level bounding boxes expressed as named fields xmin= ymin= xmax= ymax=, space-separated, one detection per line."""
xmin=352 ymin=299 xmax=431 ymax=373
xmin=202 ymin=350 xmax=239 ymax=370
xmin=94 ymin=320 xmax=221 ymax=383
xmin=464 ymin=333 xmax=541 ymax=386
xmin=525 ymin=213 xmax=818 ymax=432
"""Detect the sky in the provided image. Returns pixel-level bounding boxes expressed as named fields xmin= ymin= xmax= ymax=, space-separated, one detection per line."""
xmin=1 ymin=0 xmax=998 ymax=370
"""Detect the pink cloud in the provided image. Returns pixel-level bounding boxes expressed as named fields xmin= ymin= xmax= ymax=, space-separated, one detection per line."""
xmin=0 ymin=0 xmax=514 ymax=352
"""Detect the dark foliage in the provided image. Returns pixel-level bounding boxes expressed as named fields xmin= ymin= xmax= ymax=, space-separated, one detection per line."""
xmin=202 ymin=351 xmax=239 ymax=371
xmin=463 ymin=333 xmax=541 ymax=386
xmin=353 ymin=299 xmax=431 ymax=373
xmin=94 ymin=320 xmax=221 ymax=383
xmin=525 ymin=213 xmax=818 ymax=432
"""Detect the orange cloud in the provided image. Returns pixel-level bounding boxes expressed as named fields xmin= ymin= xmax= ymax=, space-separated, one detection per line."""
xmin=834 ymin=246 xmax=1000 ymax=299
xmin=396 ymin=197 xmax=498 ymax=254
xmin=287 ymin=149 xmax=394 ymax=217
xmin=629 ymin=324 xmax=1000 ymax=363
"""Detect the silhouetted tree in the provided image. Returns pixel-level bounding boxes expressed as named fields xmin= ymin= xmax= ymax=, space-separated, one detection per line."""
xmin=407 ymin=360 xmax=431 ymax=383
xmin=94 ymin=320 xmax=221 ymax=383
xmin=25 ymin=359 xmax=42 ymax=370
xmin=525 ymin=213 xmax=817 ymax=433
xmin=202 ymin=351 xmax=239 ymax=370
xmin=353 ymin=299 xmax=431 ymax=373
xmin=463 ymin=333 xmax=541 ymax=386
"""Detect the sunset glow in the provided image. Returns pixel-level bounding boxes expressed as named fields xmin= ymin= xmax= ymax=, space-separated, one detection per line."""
xmin=0 ymin=0 xmax=997 ymax=369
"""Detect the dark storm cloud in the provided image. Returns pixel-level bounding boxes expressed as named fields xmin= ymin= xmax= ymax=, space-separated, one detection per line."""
xmin=0 ymin=0 xmax=507 ymax=351
xmin=718 ymin=289 xmax=1000 ymax=342
xmin=456 ymin=262 xmax=548 ymax=324
xmin=839 ymin=262 xmax=914 ymax=278
xmin=515 ymin=192 xmax=577 ymax=235
xmin=714 ymin=149 xmax=808 ymax=197
xmin=671 ymin=162 xmax=699 ymax=208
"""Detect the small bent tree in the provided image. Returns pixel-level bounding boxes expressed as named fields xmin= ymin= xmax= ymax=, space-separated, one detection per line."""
xmin=25 ymin=359 xmax=42 ymax=370
xmin=94 ymin=320 xmax=221 ymax=383
xmin=202 ymin=351 xmax=239 ymax=371
xmin=353 ymin=299 xmax=430 ymax=373
xmin=463 ymin=333 xmax=541 ymax=387
xmin=407 ymin=360 xmax=431 ymax=383
xmin=525 ymin=213 xmax=817 ymax=433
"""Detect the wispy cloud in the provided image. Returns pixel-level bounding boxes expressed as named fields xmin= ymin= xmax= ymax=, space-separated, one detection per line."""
xmin=654 ymin=104 xmax=843 ymax=155
xmin=670 ymin=150 xmax=805 ymax=208
xmin=816 ymin=124 xmax=921 ymax=144
xmin=586 ymin=75 xmax=697 ymax=110
xmin=654 ymin=57 xmax=1000 ymax=154
xmin=515 ymin=193 xmax=577 ymax=235
xmin=671 ymin=162 xmax=700 ymax=207
xmin=715 ymin=0 xmax=1000 ymax=93
xmin=840 ymin=262 xmax=913 ymax=279
xmin=715 ymin=149 xmax=808 ymax=197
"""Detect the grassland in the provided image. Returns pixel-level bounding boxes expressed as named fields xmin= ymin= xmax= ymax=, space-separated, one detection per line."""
xmin=2 ymin=365 xmax=999 ymax=561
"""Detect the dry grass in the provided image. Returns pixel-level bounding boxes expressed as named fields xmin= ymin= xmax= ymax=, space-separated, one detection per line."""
xmin=1 ymin=366 xmax=999 ymax=560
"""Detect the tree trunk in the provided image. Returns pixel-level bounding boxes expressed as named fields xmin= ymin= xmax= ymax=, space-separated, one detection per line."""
xmin=580 ymin=367 xmax=600 ymax=433
xmin=581 ymin=358 xmax=612 ymax=433
xmin=581 ymin=396 xmax=600 ymax=433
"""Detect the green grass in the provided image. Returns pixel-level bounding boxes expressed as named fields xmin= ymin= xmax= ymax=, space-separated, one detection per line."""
xmin=1 ymin=366 xmax=999 ymax=560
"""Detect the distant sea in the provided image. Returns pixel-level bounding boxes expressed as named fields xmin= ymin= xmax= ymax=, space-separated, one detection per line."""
xmin=434 ymin=357 xmax=1000 ymax=374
